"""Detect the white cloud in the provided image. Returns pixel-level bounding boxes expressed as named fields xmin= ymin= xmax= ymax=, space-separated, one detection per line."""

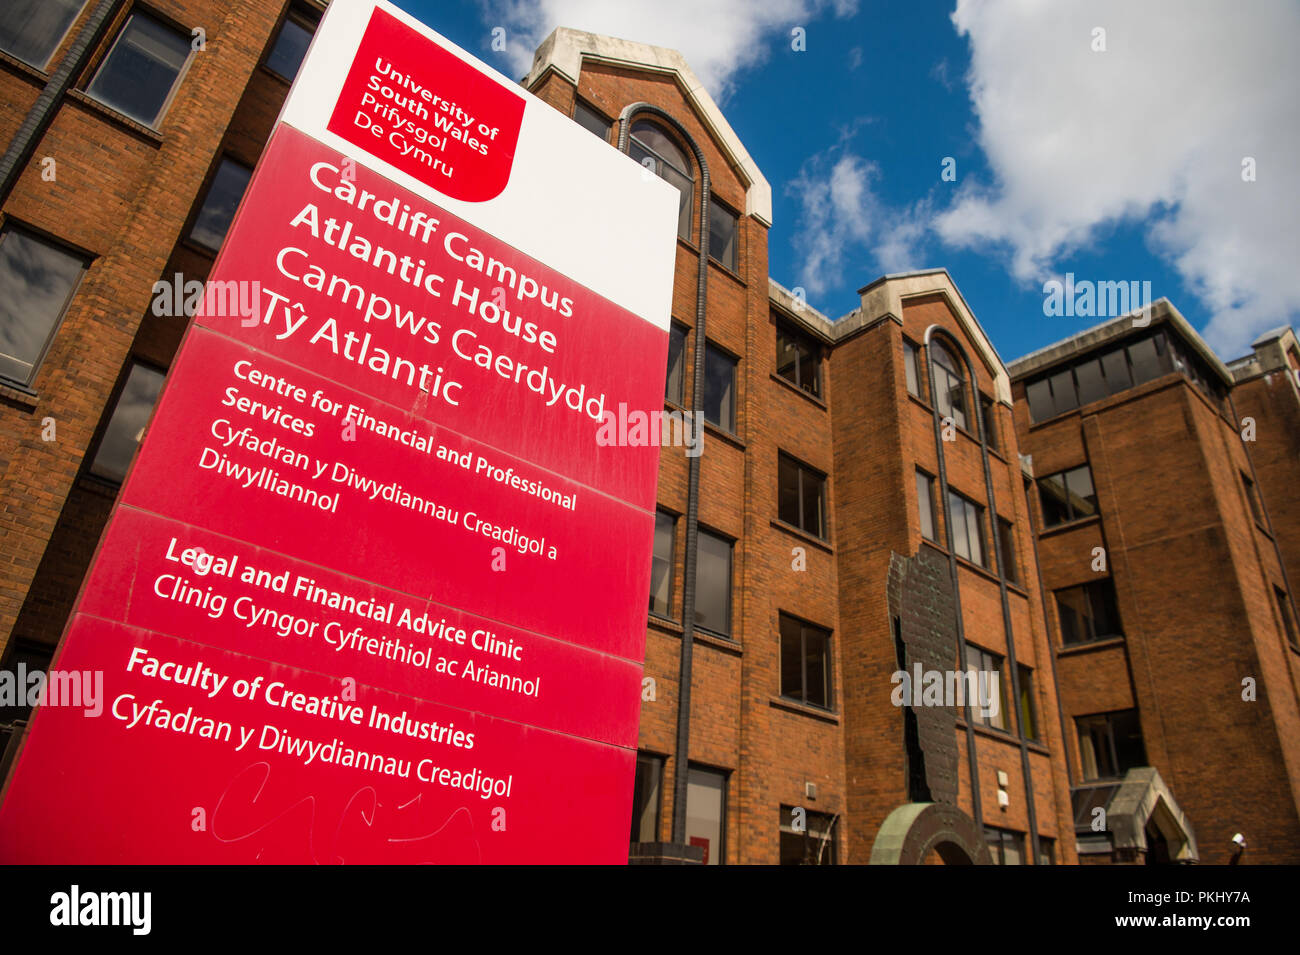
xmin=480 ymin=0 xmax=857 ymax=99
xmin=787 ymin=145 xmax=929 ymax=298
xmin=933 ymin=0 xmax=1300 ymax=355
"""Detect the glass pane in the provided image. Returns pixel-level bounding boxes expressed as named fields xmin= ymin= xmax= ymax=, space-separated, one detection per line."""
xmin=572 ymin=101 xmax=610 ymax=140
xmin=0 ymin=229 xmax=85 ymax=384
xmin=965 ymin=500 xmax=984 ymax=566
xmin=1127 ymin=337 xmax=1162 ymax=386
xmin=89 ymin=362 xmax=166 ymax=483
xmin=797 ymin=342 xmax=820 ymax=397
xmin=1089 ymin=580 xmax=1122 ymax=638
xmin=0 ymin=0 xmax=83 ymax=68
xmin=265 ymin=14 xmax=312 ymax=80
xmin=1048 ymin=368 xmax=1077 ymax=414
xmin=685 ymin=768 xmax=725 ymax=865
xmin=629 ymin=755 xmax=662 ymax=843
xmin=631 ymin=121 xmax=689 ymax=173
xmin=1025 ymin=378 xmax=1054 ymax=422
xmin=1101 ymin=348 xmax=1132 ymax=395
xmin=777 ymin=455 xmax=801 ymax=527
xmin=801 ymin=467 xmax=825 ymax=537
xmin=663 ymin=163 xmax=693 ymax=241
xmin=1112 ymin=710 xmax=1147 ymax=773
xmin=1018 ymin=665 xmax=1037 ymax=739
xmin=649 ymin=511 xmax=674 ymax=616
xmin=775 ymin=327 xmax=798 ymax=384
xmin=190 ymin=159 xmax=252 ymax=252
xmin=916 ymin=471 xmax=935 ymax=541
xmin=999 ymin=520 xmax=1017 ymax=583
xmin=1056 ymin=586 xmax=1090 ymax=645
xmin=1003 ymin=832 xmax=1024 ymax=865
xmin=665 ymin=324 xmax=685 ymax=403
xmin=703 ymin=345 xmax=735 ymax=432
xmin=694 ymin=531 xmax=732 ymax=635
xmin=804 ymin=628 xmax=828 ymax=707
xmin=708 ymin=201 xmax=738 ymax=271
xmin=948 ymin=492 xmax=970 ymax=560
xmin=903 ymin=341 xmax=919 ymax=396
xmin=1038 ymin=472 xmax=1071 ymax=526
xmin=1065 ymin=466 xmax=1097 ymax=518
xmin=1074 ymin=358 xmax=1106 ymax=406
xmin=86 ymin=13 xmax=191 ymax=127
xmin=779 ymin=616 xmax=802 ymax=699
xmin=980 ymin=396 xmax=997 ymax=448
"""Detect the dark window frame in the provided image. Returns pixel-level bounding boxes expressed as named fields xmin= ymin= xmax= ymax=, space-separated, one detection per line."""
xmin=774 ymin=319 xmax=822 ymax=398
xmin=1037 ymin=463 xmax=1098 ymax=527
xmin=984 ymin=825 xmax=1026 ymax=865
xmin=707 ymin=195 xmax=740 ymax=273
xmin=1076 ymin=709 xmax=1146 ymax=781
xmin=685 ymin=763 xmax=729 ymax=865
xmin=629 ymin=751 xmax=665 ymax=845
xmin=903 ymin=337 xmax=924 ymax=400
xmin=629 ymin=120 xmax=695 ymax=242
xmin=82 ymin=7 xmax=195 ymax=129
xmin=261 ymin=1 xmax=320 ymax=83
xmin=85 ymin=356 xmax=167 ymax=486
xmin=186 ymin=154 xmax=254 ymax=254
xmin=665 ymin=321 xmax=688 ymax=405
xmin=997 ymin=517 xmax=1019 ymax=584
xmin=930 ymin=340 xmax=969 ymax=432
xmin=916 ymin=469 xmax=937 ymax=543
xmin=778 ymin=612 xmax=833 ymax=710
xmin=1017 ymin=663 xmax=1038 ymax=741
xmin=779 ymin=804 xmax=838 ymax=865
xmin=648 ymin=508 xmax=677 ymax=620
xmin=0 ymin=0 xmax=87 ymax=71
xmin=964 ymin=643 xmax=1009 ymax=732
xmin=693 ymin=527 xmax=734 ymax=638
xmin=1054 ymin=578 xmax=1124 ymax=646
xmin=1274 ymin=586 xmax=1299 ymax=652
xmin=0 ymin=223 xmax=91 ymax=389
xmin=572 ymin=98 xmax=612 ymax=141
xmin=777 ymin=452 xmax=828 ymax=540
xmin=948 ymin=489 xmax=987 ymax=567
xmin=702 ymin=340 xmax=738 ymax=434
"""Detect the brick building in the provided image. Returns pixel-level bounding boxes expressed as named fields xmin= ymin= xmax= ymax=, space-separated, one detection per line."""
xmin=1009 ymin=301 xmax=1300 ymax=864
xmin=0 ymin=2 xmax=1292 ymax=865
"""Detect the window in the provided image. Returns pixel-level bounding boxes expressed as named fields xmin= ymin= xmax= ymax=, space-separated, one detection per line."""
xmin=777 ymin=454 xmax=827 ymax=539
xmin=1037 ymin=464 xmax=1097 ymax=526
xmin=980 ymin=394 xmax=997 ymax=449
xmin=902 ymin=338 xmax=923 ymax=398
xmin=572 ymin=100 xmax=611 ymax=140
xmin=930 ymin=341 xmax=967 ymax=431
xmin=694 ymin=529 xmax=732 ymax=636
xmin=685 ymin=766 xmax=726 ymax=865
xmin=702 ymin=344 xmax=736 ymax=432
xmin=997 ymin=518 xmax=1018 ymax=584
xmin=1017 ymin=664 xmax=1038 ymax=740
xmin=629 ymin=753 xmax=664 ymax=844
xmin=665 ymin=322 xmax=687 ymax=403
xmin=0 ymin=226 xmax=87 ymax=386
xmin=649 ymin=510 xmax=675 ymax=618
xmin=264 ymin=5 xmax=317 ymax=81
xmin=0 ymin=0 xmax=84 ymax=69
xmin=629 ymin=121 xmax=693 ymax=241
xmin=1074 ymin=357 xmax=1106 ymax=406
xmin=1055 ymin=580 xmax=1123 ymax=646
xmin=964 ymin=644 xmax=1008 ymax=730
xmin=779 ymin=806 xmax=837 ymax=865
xmin=85 ymin=12 xmax=192 ymax=127
xmin=89 ymin=361 xmax=166 ymax=483
xmin=1077 ymin=710 xmax=1146 ymax=781
xmin=707 ymin=199 xmax=738 ymax=272
xmin=189 ymin=158 xmax=252 ymax=252
xmin=985 ymin=826 xmax=1024 ymax=865
xmin=948 ymin=490 xmax=986 ymax=567
xmin=916 ymin=470 xmax=937 ymax=542
xmin=1274 ymin=587 xmax=1299 ymax=652
xmin=779 ymin=614 xmax=831 ymax=709
xmin=1024 ymin=333 xmax=1176 ymax=423
xmin=1037 ymin=837 xmax=1055 ymax=865
xmin=775 ymin=321 xmax=821 ymax=397
xmin=1242 ymin=472 xmax=1265 ymax=526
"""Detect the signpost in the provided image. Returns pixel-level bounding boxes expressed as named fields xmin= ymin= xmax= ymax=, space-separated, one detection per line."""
xmin=0 ymin=0 xmax=677 ymax=863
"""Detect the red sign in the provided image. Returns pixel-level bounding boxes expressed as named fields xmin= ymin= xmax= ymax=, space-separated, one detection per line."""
xmin=0 ymin=0 xmax=674 ymax=863
xmin=328 ymin=8 xmax=524 ymax=202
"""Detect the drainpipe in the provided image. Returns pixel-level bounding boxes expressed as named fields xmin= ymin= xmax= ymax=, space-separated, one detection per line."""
xmin=618 ymin=104 xmax=712 ymax=848
xmin=0 ymin=0 xmax=125 ymax=206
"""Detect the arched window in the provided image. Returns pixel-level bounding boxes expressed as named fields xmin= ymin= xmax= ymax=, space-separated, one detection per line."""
xmin=930 ymin=341 xmax=968 ymax=431
xmin=629 ymin=120 xmax=693 ymax=241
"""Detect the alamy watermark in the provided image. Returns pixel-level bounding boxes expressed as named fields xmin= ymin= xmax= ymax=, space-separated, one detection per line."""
xmin=0 ymin=664 xmax=103 ymax=717
xmin=1043 ymin=273 xmax=1152 ymax=327
xmin=595 ymin=402 xmax=703 ymax=457
xmin=891 ymin=664 xmax=1000 ymax=721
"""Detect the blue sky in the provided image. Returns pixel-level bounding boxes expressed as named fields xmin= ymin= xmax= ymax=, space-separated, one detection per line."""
xmin=391 ymin=0 xmax=1299 ymax=365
